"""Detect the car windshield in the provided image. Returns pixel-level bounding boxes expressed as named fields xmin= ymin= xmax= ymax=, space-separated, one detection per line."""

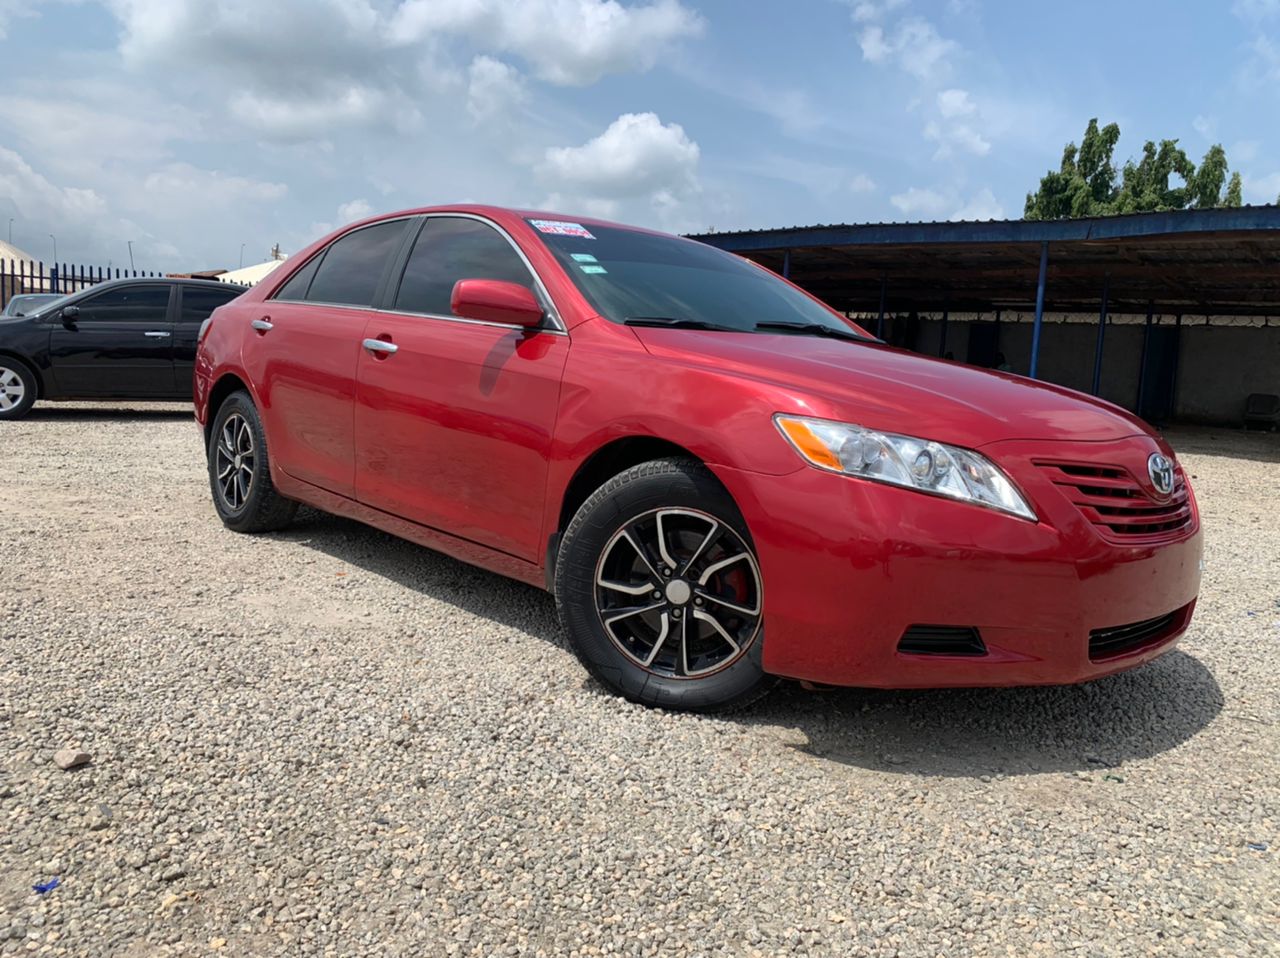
xmin=4 ymin=294 xmax=64 ymax=317
xmin=527 ymin=219 xmax=871 ymax=338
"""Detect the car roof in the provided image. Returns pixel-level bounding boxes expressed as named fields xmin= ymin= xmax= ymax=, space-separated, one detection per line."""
xmin=343 ymin=203 xmax=676 ymax=241
xmin=67 ymin=277 xmax=248 ymax=294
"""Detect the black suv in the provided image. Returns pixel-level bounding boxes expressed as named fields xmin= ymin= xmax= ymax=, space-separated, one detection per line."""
xmin=0 ymin=278 xmax=246 ymax=420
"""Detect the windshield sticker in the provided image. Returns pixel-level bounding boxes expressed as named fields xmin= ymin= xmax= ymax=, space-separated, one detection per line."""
xmin=579 ymin=264 xmax=608 ymax=274
xmin=531 ymin=219 xmax=595 ymax=239
xmin=570 ymin=253 xmax=598 ymax=263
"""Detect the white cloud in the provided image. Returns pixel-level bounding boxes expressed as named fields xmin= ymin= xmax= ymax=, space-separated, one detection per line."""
xmin=1233 ymin=0 xmax=1280 ymax=20
xmin=847 ymin=0 xmax=906 ymax=23
xmin=141 ymin=164 xmax=287 ymax=205
xmin=1192 ymin=114 xmax=1215 ymax=140
xmin=0 ymin=0 xmax=37 ymax=38
xmin=951 ymin=187 xmax=1004 ymax=221
xmin=924 ymin=119 xmax=990 ymax=158
xmin=466 ymin=55 xmax=527 ymax=122
xmin=937 ymin=88 xmax=976 ymax=118
xmin=542 ymin=112 xmax=700 ymax=204
xmin=860 ymin=17 xmax=957 ymax=81
xmin=849 ymin=172 xmax=876 ymax=193
xmin=0 ymin=147 xmax=107 ymax=227
xmin=890 ymin=186 xmax=948 ymax=218
xmin=1242 ymin=170 xmax=1280 ymax=203
xmin=389 ymin=0 xmax=703 ymax=86
xmin=338 ymin=199 xmax=374 ymax=223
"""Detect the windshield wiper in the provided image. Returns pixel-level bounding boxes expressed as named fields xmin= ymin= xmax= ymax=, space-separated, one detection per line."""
xmin=754 ymin=321 xmax=876 ymax=343
xmin=623 ymin=316 xmax=739 ymax=331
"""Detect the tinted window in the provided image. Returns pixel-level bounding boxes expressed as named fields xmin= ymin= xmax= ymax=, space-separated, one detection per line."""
xmin=76 ymin=285 xmax=170 ymax=324
xmin=305 ymin=221 xmax=407 ymax=307
xmin=181 ymin=286 xmax=241 ymax=325
xmin=274 ymin=255 xmax=322 ymax=302
xmin=394 ymin=217 xmax=534 ymax=317
xmin=529 ymin=220 xmax=862 ymax=336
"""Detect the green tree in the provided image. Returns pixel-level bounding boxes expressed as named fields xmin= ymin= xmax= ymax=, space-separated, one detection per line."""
xmin=1025 ymin=119 xmax=1244 ymax=219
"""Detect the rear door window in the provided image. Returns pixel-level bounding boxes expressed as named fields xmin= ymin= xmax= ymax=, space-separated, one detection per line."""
xmin=180 ymin=286 xmax=242 ymax=325
xmin=273 ymin=256 xmax=322 ymax=302
xmin=304 ymin=221 xmax=408 ymax=307
xmin=76 ymin=285 xmax=171 ymax=324
xmin=393 ymin=217 xmax=534 ymax=317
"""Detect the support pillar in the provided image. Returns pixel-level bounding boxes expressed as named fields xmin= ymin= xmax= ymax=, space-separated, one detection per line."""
xmin=875 ymin=273 xmax=887 ymax=339
xmin=1028 ymin=242 xmax=1049 ymax=379
xmin=1091 ymin=274 xmax=1111 ymax=396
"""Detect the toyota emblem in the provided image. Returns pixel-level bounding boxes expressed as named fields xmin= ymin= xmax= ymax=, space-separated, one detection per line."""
xmin=1147 ymin=453 xmax=1175 ymax=496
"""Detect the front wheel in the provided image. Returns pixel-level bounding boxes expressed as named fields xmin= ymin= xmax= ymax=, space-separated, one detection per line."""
xmin=208 ymin=391 xmax=297 ymax=533
xmin=0 ymin=358 xmax=37 ymax=421
xmin=555 ymin=458 xmax=775 ymax=712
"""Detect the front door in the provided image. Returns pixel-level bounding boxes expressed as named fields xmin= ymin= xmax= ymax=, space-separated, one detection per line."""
xmin=48 ymin=284 xmax=175 ymax=396
xmin=242 ymin=218 xmax=410 ymax=499
xmin=354 ymin=216 xmax=568 ymax=561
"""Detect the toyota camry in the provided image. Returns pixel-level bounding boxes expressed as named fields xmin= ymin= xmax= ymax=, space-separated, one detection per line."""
xmin=193 ymin=206 xmax=1202 ymax=711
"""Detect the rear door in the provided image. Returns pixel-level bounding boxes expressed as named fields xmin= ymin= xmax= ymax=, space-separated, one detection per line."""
xmin=353 ymin=215 xmax=569 ymax=561
xmin=48 ymin=284 xmax=175 ymax=396
xmin=174 ymin=284 xmax=244 ymax=397
xmin=242 ymin=219 xmax=411 ymax=499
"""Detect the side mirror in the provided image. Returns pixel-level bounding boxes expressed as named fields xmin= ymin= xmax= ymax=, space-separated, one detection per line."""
xmin=60 ymin=305 xmax=80 ymax=326
xmin=450 ymin=279 xmax=544 ymax=328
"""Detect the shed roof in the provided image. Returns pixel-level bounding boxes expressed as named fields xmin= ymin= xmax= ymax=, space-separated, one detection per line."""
xmin=688 ymin=205 xmax=1280 ymax=316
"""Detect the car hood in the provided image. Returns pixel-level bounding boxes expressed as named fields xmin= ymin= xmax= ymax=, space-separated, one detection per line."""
xmin=631 ymin=328 xmax=1151 ymax=447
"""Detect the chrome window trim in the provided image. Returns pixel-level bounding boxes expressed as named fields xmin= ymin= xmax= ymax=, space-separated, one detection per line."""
xmin=270 ymin=216 xmax=416 ymax=306
xmin=389 ymin=211 xmax=566 ymax=333
xmin=270 ymin=212 xmax=569 ymax=336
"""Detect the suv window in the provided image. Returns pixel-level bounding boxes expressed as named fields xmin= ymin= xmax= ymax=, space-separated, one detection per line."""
xmin=76 ymin=285 xmax=170 ymax=324
xmin=181 ymin=286 xmax=241 ymax=325
xmin=394 ymin=217 xmax=534 ymax=317
xmin=304 ymin=220 xmax=407 ymax=307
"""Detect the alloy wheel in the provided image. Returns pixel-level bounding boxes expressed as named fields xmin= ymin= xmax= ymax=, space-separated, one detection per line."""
xmin=594 ymin=507 xmax=762 ymax=678
xmin=214 ymin=413 xmax=255 ymax=511
xmin=0 ymin=365 xmax=26 ymax=412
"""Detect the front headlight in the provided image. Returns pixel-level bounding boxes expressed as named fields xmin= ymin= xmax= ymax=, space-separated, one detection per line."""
xmin=774 ymin=415 xmax=1036 ymax=521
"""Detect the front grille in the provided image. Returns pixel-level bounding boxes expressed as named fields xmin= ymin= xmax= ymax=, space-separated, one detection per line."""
xmin=1088 ymin=611 xmax=1178 ymax=660
xmin=897 ymin=625 xmax=986 ymax=657
xmin=1035 ymin=460 xmax=1192 ymax=540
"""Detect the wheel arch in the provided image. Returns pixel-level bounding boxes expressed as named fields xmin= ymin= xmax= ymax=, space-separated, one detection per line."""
xmin=546 ymin=435 xmax=725 ymax=588
xmin=204 ymin=372 xmax=252 ymax=446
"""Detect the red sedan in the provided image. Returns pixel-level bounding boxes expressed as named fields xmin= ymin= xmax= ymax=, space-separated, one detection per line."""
xmin=193 ymin=206 xmax=1202 ymax=711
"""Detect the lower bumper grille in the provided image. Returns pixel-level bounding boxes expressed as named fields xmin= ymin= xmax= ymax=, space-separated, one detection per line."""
xmin=1088 ymin=611 xmax=1179 ymax=661
xmin=898 ymin=625 xmax=986 ymax=657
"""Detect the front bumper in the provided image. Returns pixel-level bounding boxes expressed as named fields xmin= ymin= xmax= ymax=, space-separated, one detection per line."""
xmin=712 ymin=436 xmax=1202 ymax=689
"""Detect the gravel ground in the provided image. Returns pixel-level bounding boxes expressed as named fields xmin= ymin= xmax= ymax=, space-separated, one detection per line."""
xmin=1 ymin=403 xmax=1277 ymax=957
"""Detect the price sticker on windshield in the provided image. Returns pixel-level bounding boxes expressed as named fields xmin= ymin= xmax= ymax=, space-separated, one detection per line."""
xmin=530 ymin=220 xmax=595 ymax=239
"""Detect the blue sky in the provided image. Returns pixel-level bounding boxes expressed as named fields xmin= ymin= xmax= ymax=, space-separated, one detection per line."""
xmin=1 ymin=0 xmax=1277 ymax=271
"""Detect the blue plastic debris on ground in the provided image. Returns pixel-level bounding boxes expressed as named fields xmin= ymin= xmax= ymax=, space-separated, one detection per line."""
xmin=33 ymin=877 xmax=60 ymax=894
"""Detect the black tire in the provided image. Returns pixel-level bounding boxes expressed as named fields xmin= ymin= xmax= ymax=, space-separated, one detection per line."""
xmin=555 ymin=458 xmax=776 ymax=712
xmin=0 ymin=357 xmax=38 ymax=421
xmin=208 ymin=390 xmax=297 ymax=533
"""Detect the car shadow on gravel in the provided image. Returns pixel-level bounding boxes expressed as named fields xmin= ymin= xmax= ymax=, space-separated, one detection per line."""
xmin=748 ymin=649 xmax=1223 ymax=777
xmin=278 ymin=509 xmax=565 ymax=643
xmin=275 ymin=510 xmax=1222 ymax=780
xmin=24 ymin=405 xmax=192 ymax=422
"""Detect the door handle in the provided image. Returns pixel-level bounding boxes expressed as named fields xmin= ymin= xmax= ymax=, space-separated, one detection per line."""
xmin=363 ymin=338 xmax=398 ymax=355
xmin=143 ymin=330 xmax=171 ymax=338
xmin=251 ymin=318 xmax=274 ymax=332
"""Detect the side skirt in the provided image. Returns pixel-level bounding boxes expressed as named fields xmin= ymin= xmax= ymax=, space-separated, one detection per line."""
xmin=272 ymin=469 xmax=548 ymax=591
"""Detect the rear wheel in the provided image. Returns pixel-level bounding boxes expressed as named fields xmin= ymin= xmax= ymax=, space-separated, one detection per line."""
xmin=208 ymin=391 xmax=297 ymax=533
xmin=555 ymin=458 xmax=775 ymax=712
xmin=0 ymin=358 xmax=37 ymax=421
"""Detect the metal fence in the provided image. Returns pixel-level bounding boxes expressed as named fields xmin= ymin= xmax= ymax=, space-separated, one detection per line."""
xmin=1 ymin=260 xmax=162 ymax=310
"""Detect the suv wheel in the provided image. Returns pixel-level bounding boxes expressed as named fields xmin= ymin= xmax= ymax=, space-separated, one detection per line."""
xmin=555 ymin=458 xmax=775 ymax=712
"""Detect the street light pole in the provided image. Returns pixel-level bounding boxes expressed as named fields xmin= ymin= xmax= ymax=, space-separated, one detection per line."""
xmin=7 ymin=218 xmax=12 ymax=245
xmin=128 ymin=241 xmax=135 ymax=271
xmin=239 ymin=244 xmax=246 ymax=269
xmin=49 ymin=234 xmax=57 ymax=264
